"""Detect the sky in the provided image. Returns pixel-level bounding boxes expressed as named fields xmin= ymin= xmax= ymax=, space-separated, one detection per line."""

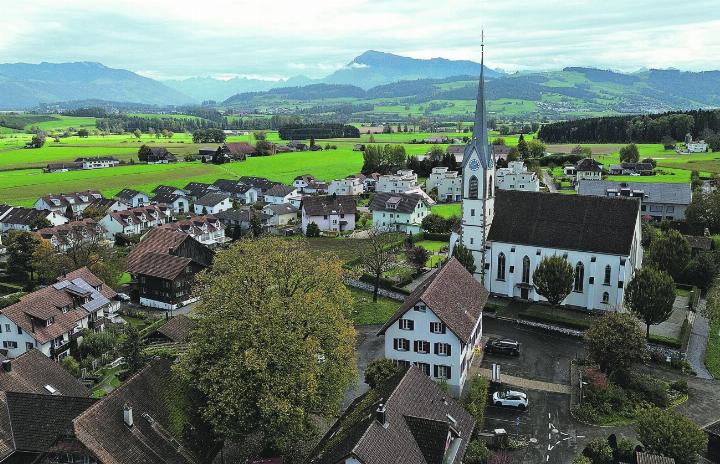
xmin=0 ymin=0 xmax=719 ymax=81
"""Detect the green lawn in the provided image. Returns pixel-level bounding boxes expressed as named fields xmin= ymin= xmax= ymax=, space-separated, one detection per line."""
xmin=348 ymin=287 xmax=399 ymax=325
xmin=706 ymin=319 xmax=720 ymax=378
xmin=431 ymin=203 xmax=461 ymax=218
xmin=415 ymin=240 xmax=447 ymax=252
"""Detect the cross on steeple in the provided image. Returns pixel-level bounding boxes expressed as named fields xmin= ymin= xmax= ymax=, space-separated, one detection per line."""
xmin=462 ymin=30 xmax=492 ymax=170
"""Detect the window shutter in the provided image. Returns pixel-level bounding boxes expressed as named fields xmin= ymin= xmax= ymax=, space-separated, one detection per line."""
xmin=434 ymin=365 xmax=438 ymax=378
xmin=434 ymin=343 xmax=439 ymax=355
xmin=447 ymin=366 xmax=452 ymax=380
xmin=409 ymin=320 xmax=414 ymax=330
xmin=413 ymin=340 xmax=418 ymax=352
xmin=446 ymin=344 xmax=452 ymax=356
xmin=393 ymin=338 xmax=398 ymax=350
xmin=424 ymin=341 xmax=430 ymax=353
xmin=441 ymin=323 xmax=446 ymax=334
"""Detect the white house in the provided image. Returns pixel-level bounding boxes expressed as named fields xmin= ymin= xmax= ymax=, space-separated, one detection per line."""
xmin=263 ymin=203 xmax=299 ymax=226
xmin=575 ymin=158 xmax=603 ymax=181
xmin=495 ymin=161 xmax=540 ymax=192
xmin=293 ymin=174 xmax=316 ymax=192
xmin=377 ymin=258 xmax=486 ymax=396
xmin=362 ymin=173 xmax=381 ymax=192
xmin=0 ymin=206 xmax=68 ymax=233
xmin=36 ymin=219 xmax=107 ymax=252
xmin=376 ymin=170 xmax=418 ymax=194
xmin=426 ymin=167 xmax=462 ymax=202
xmin=98 ymin=204 xmax=172 ymax=238
xmin=0 ymin=267 xmax=119 ymax=360
xmin=301 ymin=195 xmax=356 ymax=233
xmin=75 ymin=156 xmax=120 ymax=169
xmin=369 ymin=192 xmax=429 ymax=234
xmin=115 ymin=189 xmax=149 ymax=208
xmin=151 ymin=192 xmax=191 ymax=215
xmin=193 ymin=193 xmax=232 ymax=215
xmin=34 ymin=191 xmax=103 ymax=217
xmin=457 ymin=46 xmax=643 ymax=312
xmin=264 ymin=184 xmax=299 ymax=205
xmin=213 ymin=179 xmax=260 ymax=205
xmin=328 ymin=176 xmax=365 ymax=196
xmin=686 ymin=140 xmax=708 ymax=153
xmin=161 ymin=215 xmax=229 ymax=247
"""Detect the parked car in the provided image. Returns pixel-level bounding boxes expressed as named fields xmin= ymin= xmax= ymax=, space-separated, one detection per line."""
xmin=116 ymin=293 xmax=131 ymax=302
xmin=485 ymin=338 xmax=520 ymax=356
xmin=493 ymin=390 xmax=528 ymax=410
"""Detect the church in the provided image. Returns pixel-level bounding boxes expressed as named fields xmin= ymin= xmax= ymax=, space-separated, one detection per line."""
xmin=455 ymin=44 xmax=643 ymax=311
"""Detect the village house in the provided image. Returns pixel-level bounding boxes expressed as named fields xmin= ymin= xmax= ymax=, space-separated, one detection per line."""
xmin=263 ymin=203 xmax=299 ymax=227
xmin=215 ymin=208 xmax=270 ymax=234
xmin=0 ymin=206 xmax=68 ymax=232
xmin=36 ymin=218 xmax=107 ymax=252
xmin=183 ymin=181 xmax=220 ymax=201
xmin=197 ymin=147 xmax=219 ymax=162
xmin=161 ymin=215 xmax=229 ymax=247
xmin=237 ymin=176 xmax=280 ymax=201
xmin=153 ymin=184 xmax=186 ymax=197
xmin=264 ymin=184 xmax=299 ymax=205
xmin=0 ymin=349 xmax=91 ymax=397
xmin=305 ymin=181 xmax=329 ymax=194
xmin=370 ymin=192 xmax=430 ymax=234
xmin=577 ymin=180 xmax=692 ymax=221
xmin=575 ymin=158 xmax=603 ymax=181
xmin=362 ymin=172 xmax=381 ymax=192
xmin=142 ymin=147 xmax=177 ymax=164
xmin=458 ymin=47 xmax=643 ymax=312
xmin=309 ymin=365 xmax=475 ymax=464
xmin=193 ymin=192 xmax=233 ymax=215
xmin=378 ymin=258 xmax=487 ymax=396
xmin=127 ymin=228 xmax=213 ymax=310
xmin=75 ymin=156 xmax=120 ymax=169
xmin=115 ymin=188 xmax=149 ymax=208
xmin=34 ymin=190 xmax=103 ymax=217
xmin=685 ymin=135 xmax=708 ymax=153
xmin=293 ymin=174 xmax=316 ymax=192
xmin=426 ymin=167 xmax=462 ymax=202
xmin=221 ymin=141 xmax=256 ymax=159
xmin=376 ymin=170 xmax=418 ymax=194
xmin=44 ymin=161 xmax=83 ymax=173
xmin=146 ymin=314 xmax=196 ymax=345
xmin=608 ymin=162 xmax=655 ymax=176
xmin=86 ymin=197 xmax=128 ymax=214
xmin=495 ymin=161 xmax=540 ymax=192
xmin=213 ymin=179 xmax=259 ymax=204
xmin=98 ymin=204 xmax=173 ymax=238
xmin=151 ymin=191 xmax=191 ymax=215
xmin=328 ymin=176 xmax=365 ymax=196
xmin=0 ymin=267 xmax=119 ymax=359
xmin=563 ymin=163 xmax=577 ymax=177
xmin=301 ymin=195 xmax=356 ymax=233
xmin=287 ymin=140 xmax=308 ymax=151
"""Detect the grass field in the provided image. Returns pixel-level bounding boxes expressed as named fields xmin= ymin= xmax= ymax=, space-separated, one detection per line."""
xmin=431 ymin=203 xmax=461 ymax=218
xmin=348 ymin=287 xmax=399 ymax=325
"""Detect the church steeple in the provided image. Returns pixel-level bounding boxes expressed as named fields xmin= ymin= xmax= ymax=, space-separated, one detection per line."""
xmin=462 ymin=31 xmax=492 ymax=169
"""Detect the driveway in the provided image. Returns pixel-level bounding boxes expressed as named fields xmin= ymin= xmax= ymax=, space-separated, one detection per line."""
xmin=543 ymin=170 xmax=558 ymax=193
xmin=686 ymin=300 xmax=713 ymax=380
xmin=344 ymin=324 xmax=384 ymax=407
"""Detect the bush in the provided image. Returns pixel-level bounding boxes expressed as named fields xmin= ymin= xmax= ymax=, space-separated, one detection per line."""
xmin=572 ymin=455 xmax=592 ymax=464
xmin=423 ymin=232 xmax=452 ymax=242
xmin=305 ymin=222 xmax=320 ymax=238
xmin=636 ymin=407 xmax=708 ymax=464
xmin=464 ymin=439 xmax=492 ymax=464
xmin=572 ymin=403 xmax=600 ymax=423
xmin=60 ymin=355 xmax=81 ymax=377
xmin=364 ymin=359 xmax=402 ymax=389
xmin=583 ymin=437 xmax=613 ymax=464
xmin=79 ymin=331 xmax=119 ymax=358
xmin=615 ymin=437 xmax=637 ymax=463
xmin=464 ymin=376 xmax=490 ymax=427
xmin=670 ymin=379 xmax=689 ymax=394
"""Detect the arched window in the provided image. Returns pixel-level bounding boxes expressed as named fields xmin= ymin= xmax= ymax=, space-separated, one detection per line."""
xmin=522 ymin=256 xmax=531 ymax=284
xmin=468 ymin=176 xmax=478 ymax=199
xmin=574 ymin=262 xmax=584 ymax=292
xmin=604 ymin=265 xmax=611 ymax=285
xmin=489 ymin=175 xmax=494 ymax=197
xmin=602 ymin=292 xmax=609 ymax=304
xmin=497 ymin=253 xmax=506 ymax=280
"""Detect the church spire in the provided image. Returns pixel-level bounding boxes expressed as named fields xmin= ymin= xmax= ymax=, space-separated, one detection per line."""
xmin=463 ymin=31 xmax=492 ymax=169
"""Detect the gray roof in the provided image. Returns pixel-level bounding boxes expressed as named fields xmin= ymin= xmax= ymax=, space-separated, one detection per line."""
xmin=265 ymin=203 xmax=298 ymax=215
xmin=576 ymin=158 xmax=602 ymax=172
xmin=265 ymin=184 xmax=296 ymax=198
xmin=302 ymin=195 xmax=356 ymax=216
xmin=195 ymin=192 xmax=230 ymax=207
xmin=116 ymin=188 xmax=146 ymax=201
xmin=577 ymin=181 xmax=692 ymax=205
xmin=370 ymin=192 xmax=427 ymax=214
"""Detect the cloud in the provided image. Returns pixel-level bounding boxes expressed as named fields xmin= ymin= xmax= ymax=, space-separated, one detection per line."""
xmin=0 ymin=0 xmax=718 ymax=80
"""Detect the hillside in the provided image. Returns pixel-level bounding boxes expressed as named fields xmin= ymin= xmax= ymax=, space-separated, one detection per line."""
xmin=221 ymin=67 xmax=720 ymax=120
xmin=0 ymin=62 xmax=194 ymax=109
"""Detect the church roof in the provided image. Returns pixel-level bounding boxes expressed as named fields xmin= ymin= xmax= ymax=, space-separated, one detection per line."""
xmin=488 ymin=190 xmax=640 ymax=256
xmin=462 ymin=38 xmax=492 ymax=171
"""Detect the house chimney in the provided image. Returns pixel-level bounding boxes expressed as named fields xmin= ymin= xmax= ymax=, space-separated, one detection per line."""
xmin=2 ymin=360 xmax=10 ymax=372
xmin=375 ymin=403 xmax=387 ymax=428
xmin=123 ymin=403 xmax=134 ymax=427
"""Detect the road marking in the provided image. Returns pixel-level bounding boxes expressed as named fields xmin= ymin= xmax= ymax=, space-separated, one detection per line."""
xmin=546 ymin=456 xmax=549 ymax=462
xmin=486 ymin=417 xmax=522 ymax=424
xmin=548 ymin=413 xmax=551 ymax=419
xmin=548 ymin=433 xmax=551 ymax=440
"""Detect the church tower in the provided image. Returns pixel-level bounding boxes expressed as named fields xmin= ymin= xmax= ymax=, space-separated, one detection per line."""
xmin=460 ymin=35 xmax=495 ymax=283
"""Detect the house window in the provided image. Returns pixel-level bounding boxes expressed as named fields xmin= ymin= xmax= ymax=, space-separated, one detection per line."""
xmin=4 ymin=324 xmax=9 ymax=333
xmin=434 ymin=364 xmax=452 ymax=380
xmin=2 ymin=341 xmax=17 ymax=349
xmin=435 ymin=343 xmax=452 ymax=356
xmin=395 ymin=360 xmax=411 ymax=368
xmin=415 ymin=362 xmax=431 ymax=376
xmin=398 ymin=319 xmax=414 ymax=330
xmin=430 ymin=322 xmax=446 ymax=334
xmin=414 ymin=340 xmax=430 ymax=353
xmin=414 ymin=304 xmax=426 ymax=312
xmin=604 ymin=265 xmax=611 ymax=285
xmin=470 ymin=209 xmax=475 ymax=217
xmin=468 ymin=176 xmax=478 ymax=199
xmin=521 ymin=256 xmax=530 ymax=284
xmin=25 ymin=342 xmax=33 ymax=351
xmin=393 ymin=338 xmax=410 ymax=351
xmin=488 ymin=175 xmax=493 ymax=196
xmin=17 ymin=326 xmax=22 ymax=335
xmin=497 ymin=253 xmax=506 ymax=280
xmin=602 ymin=292 xmax=610 ymax=304
xmin=574 ymin=262 xmax=584 ymax=292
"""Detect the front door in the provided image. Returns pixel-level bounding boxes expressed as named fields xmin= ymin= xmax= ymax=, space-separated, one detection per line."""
xmin=520 ymin=288 xmax=529 ymax=300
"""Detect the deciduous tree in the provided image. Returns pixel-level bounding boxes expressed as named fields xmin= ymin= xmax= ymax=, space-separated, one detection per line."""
xmin=305 ymin=221 xmax=320 ymax=237
xmin=364 ymin=359 xmax=401 ymax=388
xmin=6 ymin=231 xmax=40 ymax=282
xmin=528 ymin=139 xmax=547 ymax=158
xmin=532 ymin=255 xmax=574 ymax=306
xmin=360 ymin=229 xmax=399 ymax=302
xmin=119 ymin=325 xmax=144 ymax=373
xmin=406 ymin=245 xmax=429 ymax=272
xmin=625 ymin=266 xmax=676 ymax=338
xmin=452 ymin=242 xmax=476 ymax=275
xmin=646 ymin=229 xmax=691 ymax=280
xmin=584 ymin=313 xmax=647 ymax=374
xmin=517 ymin=134 xmax=529 ymax=159
xmin=178 ymin=238 xmax=357 ymax=457
xmin=619 ymin=143 xmax=640 ymax=163
xmin=635 ymin=408 xmax=707 ymax=464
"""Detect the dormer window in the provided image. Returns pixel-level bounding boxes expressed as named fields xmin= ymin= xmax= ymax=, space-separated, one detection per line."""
xmin=46 ymin=316 xmax=55 ymax=327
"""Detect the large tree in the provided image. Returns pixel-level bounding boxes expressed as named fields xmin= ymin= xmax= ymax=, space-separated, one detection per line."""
xmin=517 ymin=134 xmax=529 ymax=159
xmin=619 ymin=143 xmax=640 ymax=163
xmin=360 ymin=229 xmax=399 ymax=302
xmin=528 ymin=139 xmax=547 ymax=158
xmin=646 ymin=229 xmax=691 ymax=280
xmin=635 ymin=408 xmax=708 ymax=464
xmin=178 ymin=238 xmax=357 ymax=457
xmin=584 ymin=313 xmax=647 ymax=374
xmin=452 ymin=242 xmax=476 ymax=275
xmin=364 ymin=359 xmax=402 ymax=389
xmin=532 ymin=255 xmax=574 ymax=306
xmin=6 ymin=231 xmax=40 ymax=282
xmin=625 ymin=267 xmax=676 ymax=338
